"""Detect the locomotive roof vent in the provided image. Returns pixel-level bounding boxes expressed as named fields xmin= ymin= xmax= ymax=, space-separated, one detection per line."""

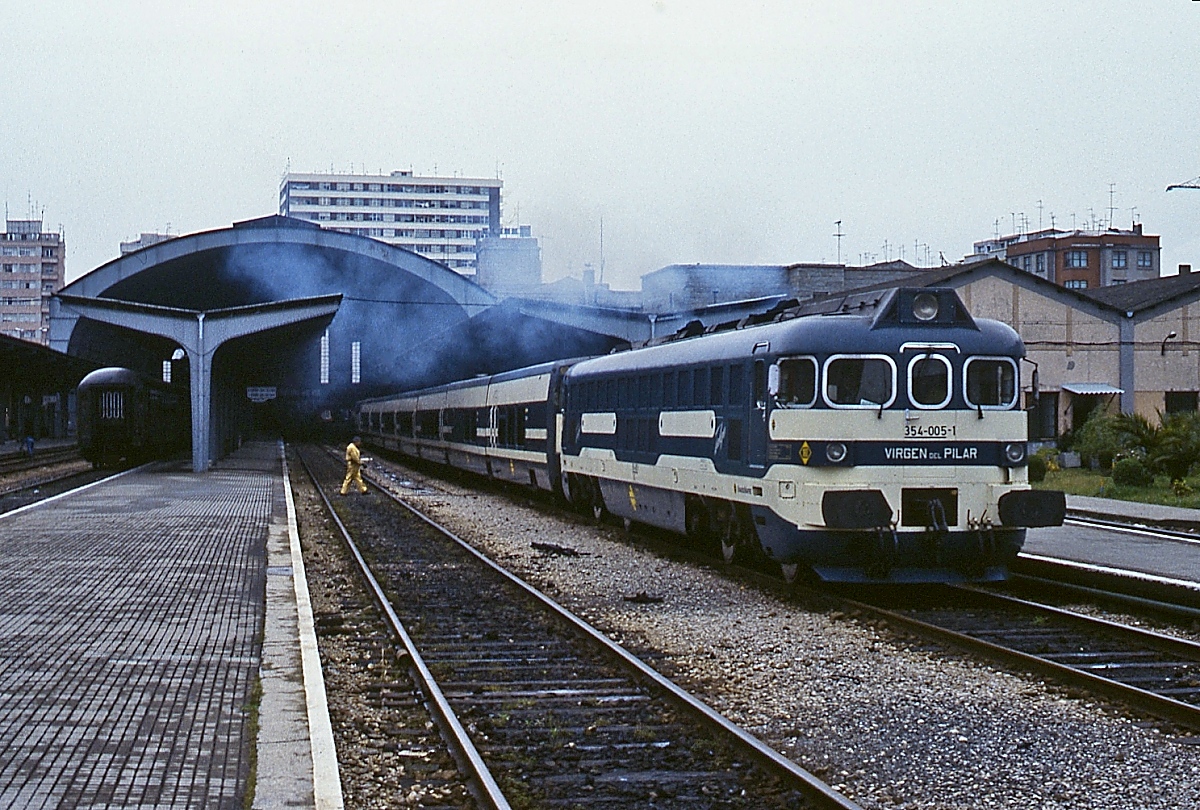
xmin=872 ymin=288 xmax=978 ymax=330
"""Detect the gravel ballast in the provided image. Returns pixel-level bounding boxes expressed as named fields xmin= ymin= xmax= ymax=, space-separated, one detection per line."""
xmin=357 ymin=458 xmax=1200 ymax=809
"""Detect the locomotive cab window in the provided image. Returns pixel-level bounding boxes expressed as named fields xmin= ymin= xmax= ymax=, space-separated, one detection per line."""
xmin=964 ymin=357 xmax=1019 ymax=409
xmin=908 ymin=354 xmax=952 ymax=409
xmin=772 ymin=357 xmax=817 ymax=408
xmin=824 ymin=356 xmax=896 ymax=408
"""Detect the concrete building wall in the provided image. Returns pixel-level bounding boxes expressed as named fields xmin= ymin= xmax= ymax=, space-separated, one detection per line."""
xmin=475 ymin=233 xmax=542 ymax=298
xmin=1134 ymin=307 xmax=1200 ymax=418
xmin=954 ymin=275 xmax=1123 ymax=436
xmin=1 ymin=219 xmax=64 ymax=345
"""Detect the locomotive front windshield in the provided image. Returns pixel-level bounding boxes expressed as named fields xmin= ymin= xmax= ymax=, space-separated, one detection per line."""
xmin=826 ymin=356 xmax=894 ymax=407
xmin=965 ymin=358 xmax=1018 ymax=408
xmin=909 ymin=355 xmax=951 ymax=408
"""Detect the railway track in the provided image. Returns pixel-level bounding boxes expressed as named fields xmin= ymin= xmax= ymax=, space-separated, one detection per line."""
xmin=848 ymin=585 xmax=1200 ymax=733
xmin=296 ymin=444 xmax=861 ymax=809
xmin=0 ymin=444 xmax=79 ymax=475
xmin=0 ymin=467 xmax=116 ymax=515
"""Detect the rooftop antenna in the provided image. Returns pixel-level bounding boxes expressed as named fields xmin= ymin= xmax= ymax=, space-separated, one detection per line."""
xmin=993 ymin=218 xmax=1000 ymax=239
xmin=834 ymin=220 xmax=844 ymax=264
xmin=1131 ymin=206 xmax=1139 ymax=226
xmin=1108 ymin=183 xmax=1117 ymax=228
xmin=1037 ymin=199 xmax=1044 ymax=231
xmin=1050 ymin=212 xmax=1056 ymax=230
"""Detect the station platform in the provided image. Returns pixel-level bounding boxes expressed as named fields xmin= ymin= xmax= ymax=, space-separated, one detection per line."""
xmin=0 ymin=442 xmax=340 ymax=809
xmin=1021 ymin=494 xmax=1200 ymax=590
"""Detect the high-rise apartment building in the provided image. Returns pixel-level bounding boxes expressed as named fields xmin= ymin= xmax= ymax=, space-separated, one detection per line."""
xmin=1 ymin=219 xmax=64 ymax=345
xmin=279 ymin=170 xmax=502 ymax=274
xmin=968 ymin=225 xmax=1160 ymax=288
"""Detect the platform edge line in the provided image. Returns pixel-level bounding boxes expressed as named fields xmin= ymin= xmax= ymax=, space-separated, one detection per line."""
xmin=281 ymin=441 xmax=344 ymax=809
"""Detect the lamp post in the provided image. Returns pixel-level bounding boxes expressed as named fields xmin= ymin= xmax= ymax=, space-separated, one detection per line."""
xmin=1161 ymin=331 xmax=1178 ymax=356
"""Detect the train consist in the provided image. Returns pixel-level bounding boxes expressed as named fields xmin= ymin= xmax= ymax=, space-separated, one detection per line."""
xmin=76 ymin=367 xmax=189 ymax=467
xmin=357 ymin=288 xmax=1065 ymax=583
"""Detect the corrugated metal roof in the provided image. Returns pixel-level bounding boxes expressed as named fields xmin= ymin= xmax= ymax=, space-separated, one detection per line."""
xmin=1062 ymin=383 xmax=1123 ymax=395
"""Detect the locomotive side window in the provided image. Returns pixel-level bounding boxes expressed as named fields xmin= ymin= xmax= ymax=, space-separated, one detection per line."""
xmin=908 ymin=354 xmax=952 ymax=409
xmin=824 ymin=356 xmax=896 ymax=408
xmin=965 ymin=357 xmax=1018 ymax=409
xmin=774 ymin=357 xmax=817 ymax=408
xmin=664 ymin=371 xmax=677 ymax=407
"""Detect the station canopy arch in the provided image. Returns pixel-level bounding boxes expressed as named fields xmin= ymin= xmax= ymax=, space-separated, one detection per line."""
xmin=51 ymin=215 xmax=498 ymax=402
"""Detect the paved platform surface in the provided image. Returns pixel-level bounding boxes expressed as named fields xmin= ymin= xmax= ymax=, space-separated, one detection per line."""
xmin=1022 ymin=494 xmax=1200 ymax=588
xmin=0 ymin=441 xmax=333 ymax=808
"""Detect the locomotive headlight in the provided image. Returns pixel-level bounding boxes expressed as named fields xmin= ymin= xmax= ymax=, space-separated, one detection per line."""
xmin=1004 ymin=442 xmax=1026 ymax=465
xmin=825 ymin=442 xmax=848 ymax=463
xmin=912 ymin=292 xmax=940 ymax=322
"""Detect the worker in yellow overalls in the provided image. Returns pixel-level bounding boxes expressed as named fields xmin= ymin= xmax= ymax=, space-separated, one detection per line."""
xmin=340 ymin=436 xmax=368 ymax=495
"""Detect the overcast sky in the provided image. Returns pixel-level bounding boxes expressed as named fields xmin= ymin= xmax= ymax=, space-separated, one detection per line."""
xmin=3 ymin=1 xmax=1199 ymax=289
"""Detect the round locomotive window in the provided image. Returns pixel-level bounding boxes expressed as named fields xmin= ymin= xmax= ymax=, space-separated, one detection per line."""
xmin=908 ymin=354 xmax=951 ymax=409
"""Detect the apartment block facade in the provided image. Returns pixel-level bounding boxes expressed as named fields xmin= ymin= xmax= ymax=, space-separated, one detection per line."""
xmin=1 ymin=219 xmax=64 ymax=345
xmin=279 ymin=170 xmax=502 ymax=273
xmin=969 ymin=225 xmax=1160 ymax=289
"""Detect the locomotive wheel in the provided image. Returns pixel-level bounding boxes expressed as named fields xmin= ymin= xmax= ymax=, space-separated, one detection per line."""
xmin=587 ymin=478 xmax=609 ymax=524
xmin=719 ymin=503 xmax=761 ymax=566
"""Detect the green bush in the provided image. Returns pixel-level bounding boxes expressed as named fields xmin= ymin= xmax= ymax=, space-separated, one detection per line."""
xmin=1112 ymin=456 xmax=1153 ymax=487
xmin=1071 ymin=412 xmax=1123 ymax=471
xmin=1027 ymin=454 xmax=1048 ymax=483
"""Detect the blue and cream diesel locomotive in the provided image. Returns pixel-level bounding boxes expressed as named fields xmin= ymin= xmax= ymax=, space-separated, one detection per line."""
xmin=356 ymin=287 xmax=1064 ymax=583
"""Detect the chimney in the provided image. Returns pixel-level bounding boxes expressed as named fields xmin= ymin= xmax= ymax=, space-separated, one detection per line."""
xmin=1134 ymin=223 xmax=1143 ymax=235
xmin=1180 ymin=264 xmax=1192 ymax=276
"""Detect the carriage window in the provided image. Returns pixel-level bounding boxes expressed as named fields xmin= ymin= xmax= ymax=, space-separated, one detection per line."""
xmin=710 ymin=366 xmax=724 ymax=406
xmin=908 ymin=355 xmax=951 ymax=409
xmin=965 ymin=358 xmax=1018 ymax=409
xmin=728 ymin=364 xmax=744 ymax=404
xmin=693 ymin=367 xmax=709 ymax=406
xmin=825 ymin=356 xmax=895 ymax=408
xmin=775 ymin=357 xmax=817 ymax=408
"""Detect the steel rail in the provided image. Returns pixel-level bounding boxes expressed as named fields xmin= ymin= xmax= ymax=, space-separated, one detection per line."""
xmin=1006 ymin=572 xmax=1200 ymax=625
xmin=0 ymin=465 xmax=142 ymax=520
xmin=348 ymin=447 xmax=865 ymax=810
xmin=843 ymin=588 xmax=1200 ymax=733
xmin=296 ymin=449 xmax=512 ymax=810
xmin=1064 ymin=515 xmax=1200 ymax=546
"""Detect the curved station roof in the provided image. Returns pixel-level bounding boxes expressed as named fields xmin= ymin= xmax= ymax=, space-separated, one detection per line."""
xmin=49 ymin=215 xmax=499 ymax=470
